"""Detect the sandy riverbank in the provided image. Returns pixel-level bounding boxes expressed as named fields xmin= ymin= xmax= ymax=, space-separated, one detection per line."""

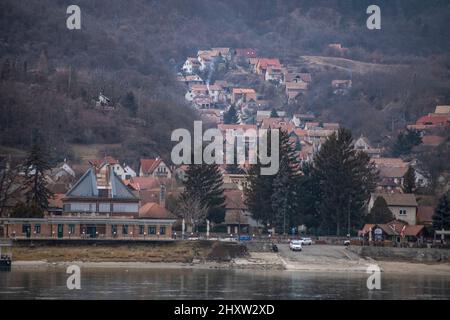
xmin=12 ymin=253 xmax=450 ymax=275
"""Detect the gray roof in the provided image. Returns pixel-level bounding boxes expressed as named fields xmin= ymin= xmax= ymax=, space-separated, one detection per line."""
xmin=65 ymin=167 xmax=137 ymax=200
xmin=372 ymin=193 xmax=417 ymax=207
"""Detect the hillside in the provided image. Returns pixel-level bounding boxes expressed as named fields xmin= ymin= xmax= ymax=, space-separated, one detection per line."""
xmin=1 ymin=0 xmax=450 ymax=163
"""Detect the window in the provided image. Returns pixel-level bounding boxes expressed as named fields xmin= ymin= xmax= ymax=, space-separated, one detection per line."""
xmin=160 ymin=226 xmax=166 ymax=235
xmin=113 ymin=203 xmax=139 ymax=213
xmin=99 ymin=203 xmax=110 ymax=212
xmin=68 ymin=225 xmax=75 ymax=234
xmin=111 ymin=225 xmax=117 ymax=235
xmin=399 ymin=209 xmax=407 ymax=215
xmin=122 ymin=225 xmax=128 ymax=235
xmin=63 ymin=204 xmax=71 ymax=212
xmin=139 ymin=225 xmax=144 ymax=235
xmin=34 ymin=224 xmax=41 ymax=234
xmin=22 ymin=224 xmax=31 ymax=234
xmin=148 ymin=226 xmax=156 ymax=235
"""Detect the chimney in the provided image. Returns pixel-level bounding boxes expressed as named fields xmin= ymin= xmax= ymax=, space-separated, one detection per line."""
xmin=159 ymin=184 xmax=166 ymax=208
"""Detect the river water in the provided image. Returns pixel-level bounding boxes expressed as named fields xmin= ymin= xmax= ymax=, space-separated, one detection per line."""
xmin=1 ymin=266 xmax=450 ymax=299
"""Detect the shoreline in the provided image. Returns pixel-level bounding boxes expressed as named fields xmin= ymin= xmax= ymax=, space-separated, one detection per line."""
xmin=11 ymin=258 xmax=450 ymax=276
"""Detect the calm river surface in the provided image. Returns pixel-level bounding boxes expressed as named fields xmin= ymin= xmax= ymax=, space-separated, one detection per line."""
xmin=1 ymin=267 xmax=450 ymax=299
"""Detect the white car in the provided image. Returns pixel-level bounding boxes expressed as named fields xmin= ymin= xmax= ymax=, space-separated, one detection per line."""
xmin=289 ymin=240 xmax=303 ymax=251
xmin=300 ymin=237 xmax=313 ymax=245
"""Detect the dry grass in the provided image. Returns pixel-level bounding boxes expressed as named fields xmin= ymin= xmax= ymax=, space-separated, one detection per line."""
xmin=301 ymin=56 xmax=407 ymax=74
xmin=12 ymin=241 xmax=237 ymax=263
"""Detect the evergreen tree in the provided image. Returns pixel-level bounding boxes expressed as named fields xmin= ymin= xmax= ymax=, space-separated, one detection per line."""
xmin=402 ymin=166 xmax=416 ymax=193
xmin=245 ymin=130 xmax=300 ymax=234
xmin=181 ymin=163 xmax=226 ymax=224
xmin=365 ymin=196 xmax=394 ymax=223
xmin=271 ymin=130 xmax=300 ymax=234
xmin=245 ymin=130 xmax=276 ymax=227
xmin=313 ymin=128 xmax=378 ymax=235
xmin=270 ymin=108 xmax=279 ymax=118
xmin=223 ymin=105 xmax=239 ymax=124
xmin=296 ymin=162 xmax=321 ymax=231
xmin=392 ymin=129 xmax=422 ymax=156
xmin=432 ymin=194 xmax=450 ymax=230
xmin=22 ymin=141 xmax=53 ymax=214
xmin=121 ymin=91 xmax=138 ymax=117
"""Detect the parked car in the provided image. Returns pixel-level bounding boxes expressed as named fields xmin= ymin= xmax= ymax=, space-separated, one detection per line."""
xmin=344 ymin=240 xmax=351 ymax=246
xmin=300 ymin=237 xmax=313 ymax=245
xmin=289 ymin=240 xmax=303 ymax=251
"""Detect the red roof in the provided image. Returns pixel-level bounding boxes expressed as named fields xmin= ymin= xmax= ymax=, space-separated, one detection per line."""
xmin=416 ymin=115 xmax=450 ymax=126
xmin=257 ymin=58 xmax=281 ymax=70
xmin=422 ymin=135 xmax=445 ymax=146
xmin=234 ymin=48 xmax=258 ymax=58
xmin=127 ymin=176 xmax=168 ymax=191
xmin=138 ymin=202 xmax=176 ymax=219
xmin=140 ymin=158 xmax=163 ymax=175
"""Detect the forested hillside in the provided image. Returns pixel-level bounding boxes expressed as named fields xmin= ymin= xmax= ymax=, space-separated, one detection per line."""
xmin=1 ymin=0 xmax=449 ymax=164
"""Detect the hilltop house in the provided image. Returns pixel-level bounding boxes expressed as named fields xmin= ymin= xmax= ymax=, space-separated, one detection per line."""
xmin=139 ymin=158 xmax=172 ymax=179
xmin=353 ymin=135 xmax=383 ymax=158
xmin=255 ymin=58 xmax=282 ymax=75
xmin=292 ymin=114 xmax=316 ymax=127
xmin=284 ymin=71 xmax=312 ymax=84
xmin=89 ymin=157 xmax=136 ymax=181
xmin=328 ymin=43 xmax=349 ymax=56
xmin=182 ymin=57 xmax=201 ymax=74
xmin=95 ymin=92 xmax=114 ymax=110
xmin=0 ymin=165 xmax=176 ymax=240
xmin=178 ymin=74 xmax=204 ymax=87
xmin=368 ymin=193 xmax=418 ymax=225
xmin=231 ymin=88 xmax=257 ymax=105
xmin=285 ymin=82 xmax=308 ymax=101
xmin=331 ymin=80 xmax=352 ymax=95
xmin=234 ymin=48 xmax=258 ymax=62
xmin=265 ymin=66 xmax=285 ymax=83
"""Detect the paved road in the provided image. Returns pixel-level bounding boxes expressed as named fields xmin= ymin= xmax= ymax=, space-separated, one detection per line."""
xmin=278 ymin=244 xmax=360 ymax=262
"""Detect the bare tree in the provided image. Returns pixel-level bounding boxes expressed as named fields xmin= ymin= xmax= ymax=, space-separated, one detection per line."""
xmin=176 ymin=196 xmax=208 ymax=233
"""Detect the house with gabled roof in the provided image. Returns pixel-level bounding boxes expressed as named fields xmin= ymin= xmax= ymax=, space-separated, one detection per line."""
xmin=139 ymin=158 xmax=172 ymax=179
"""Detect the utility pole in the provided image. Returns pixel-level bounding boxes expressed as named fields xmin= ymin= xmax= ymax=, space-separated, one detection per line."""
xmin=347 ymin=198 xmax=351 ymax=237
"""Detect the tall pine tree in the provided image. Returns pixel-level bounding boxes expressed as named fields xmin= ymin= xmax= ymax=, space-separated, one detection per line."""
xmin=181 ymin=163 xmax=226 ymax=224
xmin=245 ymin=129 xmax=300 ymax=233
xmin=432 ymin=193 xmax=450 ymax=230
xmin=271 ymin=130 xmax=300 ymax=234
xmin=313 ymin=128 xmax=378 ymax=236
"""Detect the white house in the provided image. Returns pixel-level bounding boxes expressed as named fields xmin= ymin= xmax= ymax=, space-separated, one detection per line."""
xmin=368 ymin=193 xmax=418 ymax=225
xmin=182 ymin=57 xmax=201 ymax=74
